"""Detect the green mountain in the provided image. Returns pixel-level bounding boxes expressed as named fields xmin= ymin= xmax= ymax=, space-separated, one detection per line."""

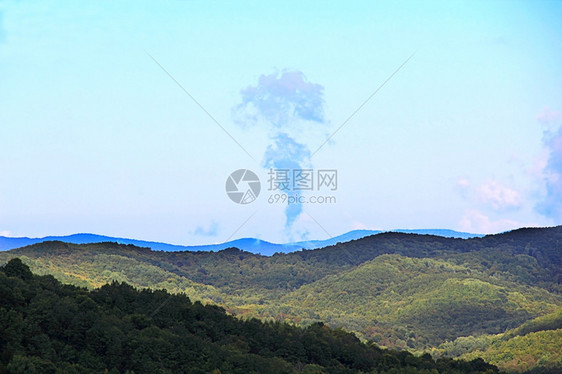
xmin=0 ymin=258 xmax=500 ymax=374
xmin=435 ymin=309 xmax=562 ymax=372
xmin=266 ymin=254 xmax=558 ymax=347
xmin=0 ymin=226 xmax=561 ymax=372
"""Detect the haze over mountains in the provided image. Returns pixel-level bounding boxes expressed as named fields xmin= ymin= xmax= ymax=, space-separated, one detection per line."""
xmin=0 ymin=229 xmax=482 ymax=255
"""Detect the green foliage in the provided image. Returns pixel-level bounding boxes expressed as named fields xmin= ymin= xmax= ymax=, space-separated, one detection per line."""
xmin=1 ymin=258 xmax=32 ymax=280
xmin=502 ymin=309 xmax=562 ymax=340
xmin=265 ymin=255 xmax=558 ymax=349
xmin=1 ymin=226 xmax=561 ymax=371
xmin=434 ymin=309 xmax=562 ymax=373
xmin=0 ymin=259 xmax=499 ymax=373
xmin=461 ymin=329 xmax=562 ymax=373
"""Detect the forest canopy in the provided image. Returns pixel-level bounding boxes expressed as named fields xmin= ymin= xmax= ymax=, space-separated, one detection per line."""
xmin=0 ymin=258 xmax=501 ymax=374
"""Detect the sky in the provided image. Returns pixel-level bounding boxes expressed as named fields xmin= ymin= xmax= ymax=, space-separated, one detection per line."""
xmin=0 ymin=1 xmax=561 ymax=245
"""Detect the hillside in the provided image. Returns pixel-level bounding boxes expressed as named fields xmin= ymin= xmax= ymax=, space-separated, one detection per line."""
xmin=264 ymin=255 xmax=559 ymax=347
xmin=0 ymin=226 xmax=560 ymax=372
xmin=0 ymin=259 xmax=500 ymax=374
xmin=435 ymin=309 xmax=562 ymax=372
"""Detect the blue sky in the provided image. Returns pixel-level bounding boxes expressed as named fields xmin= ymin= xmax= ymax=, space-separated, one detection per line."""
xmin=0 ymin=1 xmax=561 ymax=244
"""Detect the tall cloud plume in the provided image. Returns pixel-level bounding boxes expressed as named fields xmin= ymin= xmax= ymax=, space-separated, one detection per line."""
xmin=234 ymin=70 xmax=324 ymax=127
xmin=234 ymin=70 xmax=326 ymax=236
xmin=264 ymin=133 xmax=312 ymax=231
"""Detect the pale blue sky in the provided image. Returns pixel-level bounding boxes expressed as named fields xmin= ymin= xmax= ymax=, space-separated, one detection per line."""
xmin=1 ymin=1 xmax=561 ymax=244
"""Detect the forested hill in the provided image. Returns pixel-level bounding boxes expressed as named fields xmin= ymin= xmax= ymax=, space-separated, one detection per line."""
xmin=0 ymin=226 xmax=561 ymax=372
xmin=0 ymin=259 xmax=500 ymax=374
xmin=7 ymin=226 xmax=560 ymax=292
xmin=293 ymin=226 xmax=560 ymax=270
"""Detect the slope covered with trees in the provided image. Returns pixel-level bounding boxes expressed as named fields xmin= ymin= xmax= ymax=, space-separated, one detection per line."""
xmin=0 ymin=226 xmax=560 ymax=372
xmin=263 ymin=254 xmax=559 ymax=347
xmin=0 ymin=259 xmax=500 ymax=374
xmin=435 ymin=309 xmax=562 ymax=372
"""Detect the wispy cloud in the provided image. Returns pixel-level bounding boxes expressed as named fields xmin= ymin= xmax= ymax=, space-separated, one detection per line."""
xmin=234 ymin=70 xmax=326 ymax=237
xmin=234 ymin=70 xmax=325 ymax=127
xmin=456 ymin=177 xmax=526 ymax=233
xmin=456 ymin=178 xmax=471 ymax=189
xmin=264 ymin=133 xmax=311 ymax=231
xmin=456 ymin=178 xmax=471 ymax=199
xmin=192 ymin=221 xmax=219 ymax=237
xmin=458 ymin=209 xmax=522 ymax=234
xmin=537 ymin=106 xmax=561 ymax=126
xmin=457 ymin=178 xmax=522 ymax=211
xmin=0 ymin=230 xmax=13 ymax=237
xmin=476 ymin=180 xmax=522 ymax=210
xmin=536 ymin=124 xmax=562 ymax=221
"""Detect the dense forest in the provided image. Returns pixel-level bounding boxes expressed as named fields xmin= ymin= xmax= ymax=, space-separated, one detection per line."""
xmin=434 ymin=309 xmax=562 ymax=372
xmin=0 ymin=259 xmax=501 ymax=374
xmin=0 ymin=227 xmax=560 ymax=372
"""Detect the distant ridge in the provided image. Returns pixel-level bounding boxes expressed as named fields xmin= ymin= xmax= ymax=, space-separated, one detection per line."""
xmin=294 ymin=229 xmax=481 ymax=249
xmin=0 ymin=229 xmax=483 ymax=255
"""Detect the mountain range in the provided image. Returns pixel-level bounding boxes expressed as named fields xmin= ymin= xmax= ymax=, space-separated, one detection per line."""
xmin=0 ymin=258 xmax=501 ymax=374
xmin=0 ymin=229 xmax=482 ymax=255
xmin=0 ymin=226 xmax=560 ymax=372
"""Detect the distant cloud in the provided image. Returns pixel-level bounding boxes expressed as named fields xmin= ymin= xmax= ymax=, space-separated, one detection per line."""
xmin=527 ymin=150 xmax=549 ymax=180
xmin=234 ymin=70 xmax=326 ymax=238
xmin=456 ymin=178 xmax=471 ymax=190
xmin=456 ymin=178 xmax=525 ymax=233
xmin=234 ymin=70 xmax=325 ymax=127
xmin=475 ymin=180 xmax=522 ymax=210
xmin=536 ymin=125 xmax=562 ymax=221
xmin=537 ymin=106 xmax=561 ymax=125
xmin=264 ymin=133 xmax=311 ymax=169
xmin=457 ymin=178 xmax=522 ymax=211
xmin=264 ymin=133 xmax=311 ymax=232
xmin=458 ymin=209 xmax=521 ymax=234
xmin=351 ymin=221 xmax=370 ymax=230
xmin=0 ymin=230 xmax=13 ymax=237
xmin=192 ymin=221 xmax=219 ymax=237
xmin=456 ymin=178 xmax=471 ymax=198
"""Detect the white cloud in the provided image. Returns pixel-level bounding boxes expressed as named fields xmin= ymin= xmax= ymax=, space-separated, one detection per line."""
xmin=234 ymin=70 xmax=325 ymax=127
xmin=456 ymin=178 xmax=471 ymax=198
xmin=456 ymin=178 xmax=471 ymax=190
xmin=527 ymin=150 xmax=549 ymax=179
xmin=0 ymin=230 xmax=13 ymax=237
xmin=458 ymin=210 xmax=523 ymax=234
xmin=475 ymin=180 xmax=522 ymax=210
xmin=351 ymin=221 xmax=370 ymax=230
xmin=537 ymin=106 xmax=561 ymax=125
xmin=192 ymin=221 xmax=219 ymax=237
xmin=536 ymin=125 xmax=562 ymax=221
